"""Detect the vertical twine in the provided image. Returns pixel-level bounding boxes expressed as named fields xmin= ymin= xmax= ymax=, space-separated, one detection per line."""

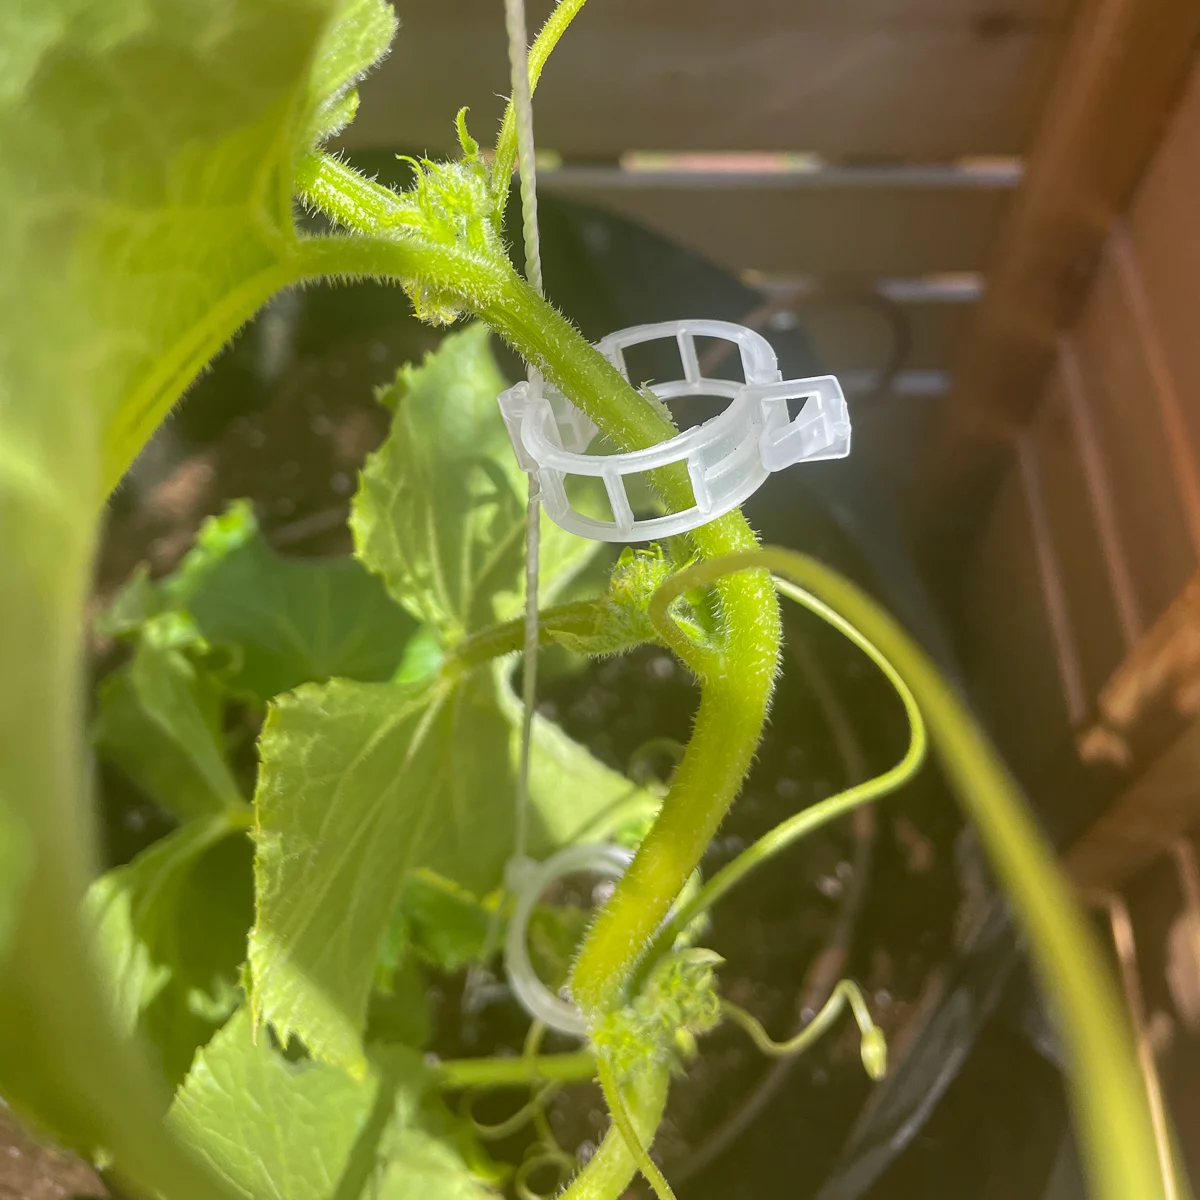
xmin=504 ymin=0 xmax=543 ymax=862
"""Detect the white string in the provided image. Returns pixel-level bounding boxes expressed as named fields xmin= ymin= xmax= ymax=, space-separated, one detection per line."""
xmin=504 ymin=0 xmax=543 ymax=862
xmin=504 ymin=0 xmax=544 ymax=297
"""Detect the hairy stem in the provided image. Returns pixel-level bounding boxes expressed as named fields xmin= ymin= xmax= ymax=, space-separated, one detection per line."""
xmin=557 ymin=1063 xmax=670 ymax=1200
xmin=597 ymin=1057 xmax=676 ymax=1200
xmin=644 ymin=573 xmax=926 ymax=961
xmin=446 ymin=600 xmax=649 ymax=672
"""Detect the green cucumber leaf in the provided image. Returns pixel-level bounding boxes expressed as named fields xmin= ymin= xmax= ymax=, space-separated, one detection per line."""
xmin=86 ymin=815 xmax=252 ymax=1087
xmin=0 ymin=0 xmax=395 ymax=1183
xmin=86 ymin=815 xmax=236 ymax=1036
xmin=303 ymin=0 xmax=397 ymax=149
xmin=93 ymin=617 xmax=243 ymax=822
xmin=94 ymin=563 xmax=166 ymax=640
xmin=400 ymin=870 xmax=496 ymax=973
xmin=170 ymin=1010 xmax=495 ymax=1200
xmin=248 ymin=674 xmax=503 ymax=1074
xmin=140 ymin=831 xmax=255 ymax=1087
xmin=249 ymin=664 xmax=656 ymax=1072
xmin=96 ymin=499 xmax=420 ymax=713
xmin=86 ymin=816 xmax=253 ymax=1089
xmin=367 ymin=949 xmax=432 ymax=1051
xmin=169 ymin=500 xmax=419 ymax=702
xmin=373 ymin=1110 xmax=502 ymax=1200
xmin=352 ymin=324 xmax=601 ymax=640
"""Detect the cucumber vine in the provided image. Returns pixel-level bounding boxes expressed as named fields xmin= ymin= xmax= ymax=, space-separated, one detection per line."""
xmin=0 ymin=2 xmax=1168 ymax=1200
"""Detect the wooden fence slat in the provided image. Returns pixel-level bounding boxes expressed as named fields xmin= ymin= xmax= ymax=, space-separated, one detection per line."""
xmin=1068 ymin=717 xmax=1200 ymax=890
xmin=534 ymin=185 xmax=1008 ymax=276
xmin=346 ymin=15 xmax=1069 ymax=159
xmin=913 ymin=0 xmax=1200 ymax=560
xmin=1072 ymin=254 xmax=1198 ymax=626
xmin=1126 ymin=65 xmax=1200 ymax=529
xmin=1032 ymin=367 xmax=1129 ymax=697
xmin=961 ymin=459 xmax=1074 ymax=787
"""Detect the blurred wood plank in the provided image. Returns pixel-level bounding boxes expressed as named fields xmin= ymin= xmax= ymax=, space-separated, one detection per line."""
xmin=795 ymin=301 xmax=971 ymax=372
xmin=534 ymin=185 xmax=1009 ymax=275
xmin=392 ymin=0 xmax=1071 ymax=25
xmin=1070 ymin=255 xmax=1199 ymax=626
xmin=1080 ymin=572 xmax=1200 ymax=762
xmin=1067 ymin=716 xmax=1200 ymax=890
xmin=960 ymin=458 xmax=1074 ymax=788
xmin=349 ymin=0 xmax=1072 ymax=158
xmin=1030 ymin=368 xmax=1128 ymax=697
xmin=913 ymin=0 xmax=1200 ymax=554
xmin=1126 ymin=65 xmax=1200 ymax=519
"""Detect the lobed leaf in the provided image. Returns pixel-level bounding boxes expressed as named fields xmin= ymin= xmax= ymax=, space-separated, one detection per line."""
xmin=399 ymin=869 xmax=497 ymax=974
xmin=85 ymin=815 xmax=253 ymax=1087
xmin=171 ymin=500 xmax=419 ymax=702
xmin=352 ymin=324 xmax=600 ymax=640
xmin=86 ymin=815 xmax=238 ymax=1037
xmin=93 ymin=619 xmax=244 ymax=823
xmin=138 ymin=830 xmax=255 ymax=1087
xmin=303 ymin=0 xmax=398 ymax=149
xmin=248 ymin=674 xmax=503 ymax=1073
xmin=171 ymin=1009 xmax=494 ymax=1200
xmin=249 ymin=664 xmax=657 ymax=1072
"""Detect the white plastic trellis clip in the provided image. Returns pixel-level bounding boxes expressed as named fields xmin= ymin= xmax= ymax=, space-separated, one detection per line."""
xmin=504 ymin=843 xmax=634 ymax=1037
xmin=497 ymin=319 xmax=851 ymax=542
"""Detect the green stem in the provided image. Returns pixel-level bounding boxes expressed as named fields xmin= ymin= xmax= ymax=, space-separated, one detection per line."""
xmin=557 ymin=1063 xmax=670 ymax=1200
xmin=446 ymin=599 xmax=644 ymax=672
xmin=492 ymin=0 xmax=592 ymax=216
xmin=434 ymin=1051 xmax=595 ymax=1090
xmin=646 ymin=574 xmax=926 ymax=957
xmin=651 ymin=548 xmax=1167 ymax=1200
xmin=476 ymin=251 xmax=782 ymax=1014
xmin=596 ymin=1057 xmax=675 ymax=1200
xmin=571 ymin=642 xmax=774 ymax=1018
